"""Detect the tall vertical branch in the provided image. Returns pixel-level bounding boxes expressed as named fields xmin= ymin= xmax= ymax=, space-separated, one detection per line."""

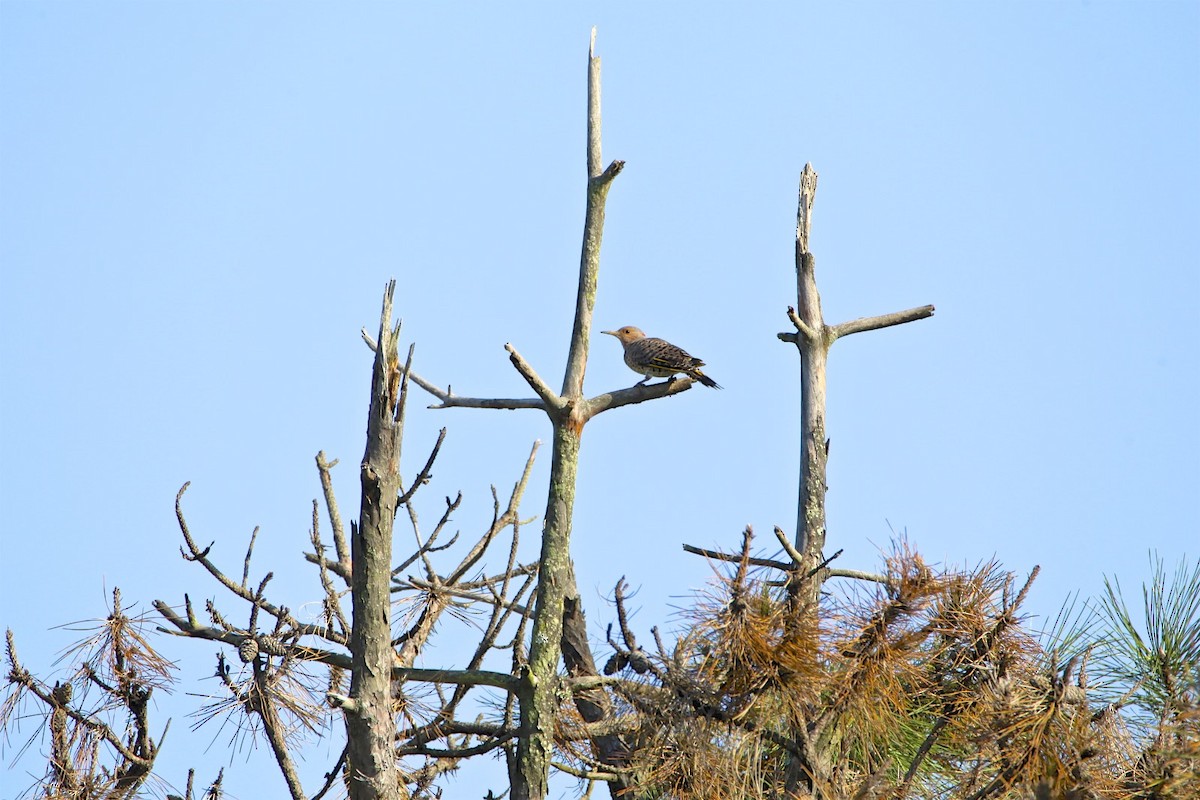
xmin=780 ymin=163 xmax=934 ymax=564
xmin=345 ymin=279 xmax=404 ymax=800
xmin=778 ymin=174 xmax=934 ymax=800
xmin=791 ymin=164 xmax=828 ymax=559
xmin=562 ymin=29 xmax=619 ymax=401
xmin=513 ymin=29 xmax=624 ymax=800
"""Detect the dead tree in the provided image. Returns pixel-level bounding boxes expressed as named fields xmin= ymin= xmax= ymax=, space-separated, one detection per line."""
xmin=396 ymin=30 xmax=702 ymax=800
xmin=135 ymin=284 xmax=544 ymax=800
xmin=0 ymin=34 xmax=657 ymax=800
xmin=779 ymin=163 xmax=935 ymax=586
xmin=595 ymin=166 xmax=1192 ymax=799
xmin=139 ymin=32 xmax=652 ymax=798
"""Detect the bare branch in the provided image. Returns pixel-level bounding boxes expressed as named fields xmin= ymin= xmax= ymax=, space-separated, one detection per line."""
xmin=172 ymin=484 xmax=290 ymax=620
xmin=454 ymin=560 xmax=539 ymax=592
xmin=505 ymin=343 xmax=563 ymax=410
xmin=360 ymin=327 xmax=378 ymax=352
xmin=392 ymin=577 xmax=530 ymax=619
xmin=401 ymin=731 xmax=516 ymax=759
xmin=155 ymin=602 xmax=343 ymax=665
xmin=310 ymin=747 xmax=347 ymax=800
xmin=773 ymin=525 xmax=805 ymax=566
xmin=582 ymin=377 xmax=696 ymax=418
xmin=241 ymin=526 xmax=260 ymax=590
xmin=586 ymin=26 xmax=602 ymax=179
xmin=786 ymin=305 xmax=818 ymax=343
xmin=315 ymin=452 xmax=350 ymax=573
xmin=824 ymin=568 xmax=893 ymax=585
xmin=430 ymin=391 xmax=548 ymax=411
xmin=552 ymin=760 xmax=621 ymax=782
xmin=607 ymin=579 xmax=667 ymax=684
xmin=397 ymin=427 xmax=446 ymax=506
xmin=308 ymin=501 xmax=349 ymax=644
xmin=445 ymin=441 xmax=539 ymax=586
xmin=681 ymin=542 xmax=793 ymax=573
xmin=378 ymin=356 xmax=550 ymax=411
xmin=365 ymin=339 xmax=567 ymax=413
xmin=250 ymin=663 xmax=308 ymax=800
xmin=805 ymin=548 xmax=844 ymax=579
xmin=829 ymin=304 xmax=936 ymax=341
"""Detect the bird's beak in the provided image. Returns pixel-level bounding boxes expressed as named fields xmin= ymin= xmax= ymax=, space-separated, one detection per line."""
xmin=600 ymin=330 xmax=616 ymax=337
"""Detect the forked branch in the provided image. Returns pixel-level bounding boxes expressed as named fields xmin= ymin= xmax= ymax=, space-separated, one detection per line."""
xmin=779 ymin=163 xmax=935 ymax=563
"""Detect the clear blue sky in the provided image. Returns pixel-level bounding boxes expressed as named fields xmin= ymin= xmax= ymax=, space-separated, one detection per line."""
xmin=2 ymin=3 xmax=1197 ymax=798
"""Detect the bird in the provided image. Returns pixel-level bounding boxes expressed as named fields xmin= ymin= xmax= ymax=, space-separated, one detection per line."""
xmin=601 ymin=326 xmax=721 ymax=389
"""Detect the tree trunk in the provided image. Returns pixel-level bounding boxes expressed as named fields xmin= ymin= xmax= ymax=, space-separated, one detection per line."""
xmin=511 ymin=32 xmax=624 ymax=799
xmin=345 ymin=283 xmax=404 ymax=800
xmin=512 ymin=419 xmax=581 ymax=799
xmin=792 ymin=166 xmax=828 ymax=564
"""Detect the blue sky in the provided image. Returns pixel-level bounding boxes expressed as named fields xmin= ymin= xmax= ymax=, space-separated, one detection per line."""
xmin=2 ymin=3 xmax=1197 ymax=798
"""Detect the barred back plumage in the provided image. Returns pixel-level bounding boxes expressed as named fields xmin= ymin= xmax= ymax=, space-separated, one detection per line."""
xmin=601 ymin=326 xmax=721 ymax=389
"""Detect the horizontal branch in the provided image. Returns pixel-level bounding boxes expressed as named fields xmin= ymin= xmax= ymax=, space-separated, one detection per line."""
xmin=406 ymin=366 xmax=547 ymax=411
xmin=582 ymin=377 xmax=696 ymax=419
xmin=825 ymin=568 xmax=892 ymax=585
xmin=426 ymin=393 xmax=546 ymax=411
xmin=565 ymin=715 xmax=644 ymax=740
xmin=302 ymin=550 xmax=350 ymax=581
xmin=363 ymin=331 xmax=549 ymax=411
xmin=552 ymin=760 xmax=621 ymax=783
xmin=681 ymin=543 xmax=793 ymax=572
xmin=401 ymin=732 xmax=515 ymax=759
xmin=591 ymin=158 xmax=625 ymax=187
xmin=153 ymin=601 xmax=351 ymax=669
xmin=456 ymin=561 xmax=539 ymax=592
xmin=395 ymin=575 xmax=532 ymax=618
xmin=392 ymin=666 xmax=518 ymax=691
xmin=401 ymin=718 xmax=509 ymax=746
xmin=321 ymin=657 xmax=518 ymax=691
xmin=829 ymin=304 xmax=935 ymax=341
xmin=683 ymin=537 xmax=887 ymax=588
xmin=155 ymin=601 xmax=517 ymax=689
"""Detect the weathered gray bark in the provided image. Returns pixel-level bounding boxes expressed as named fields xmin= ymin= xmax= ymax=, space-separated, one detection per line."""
xmin=345 ymin=281 xmax=405 ymax=800
xmin=781 ymin=164 xmax=935 ymax=566
xmin=511 ymin=33 xmax=624 ymax=800
xmin=778 ymin=164 xmax=935 ymax=795
xmin=793 ymin=165 xmax=829 ymax=563
xmin=396 ymin=31 xmax=702 ymax=798
xmin=551 ymin=45 xmax=636 ymax=792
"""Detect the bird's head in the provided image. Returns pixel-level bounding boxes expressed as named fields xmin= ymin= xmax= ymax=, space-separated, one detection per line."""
xmin=601 ymin=326 xmax=646 ymax=344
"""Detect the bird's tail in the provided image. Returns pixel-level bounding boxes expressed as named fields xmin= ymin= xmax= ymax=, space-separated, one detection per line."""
xmin=692 ymin=370 xmax=721 ymax=389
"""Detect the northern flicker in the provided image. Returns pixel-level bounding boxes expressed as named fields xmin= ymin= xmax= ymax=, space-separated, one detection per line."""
xmin=601 ymin=326 xmax=721 ymax=389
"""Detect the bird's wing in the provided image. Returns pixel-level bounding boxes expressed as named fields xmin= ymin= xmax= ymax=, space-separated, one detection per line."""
xmin=644 ymin=340 xmax=704 ymax=370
